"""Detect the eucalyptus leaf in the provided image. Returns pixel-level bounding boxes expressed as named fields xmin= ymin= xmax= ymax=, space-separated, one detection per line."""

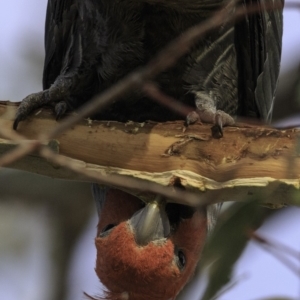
xmin=199 ymin=200 xmax=266 ymax=300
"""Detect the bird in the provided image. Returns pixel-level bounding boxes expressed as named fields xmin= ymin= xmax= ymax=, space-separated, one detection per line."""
xmin=13 ymin=0 xmax=284 ymax=299
xmin=13 ymin=0 xmax=283 ymax=132
xmin=90 ymin=185 xmax=211 ymax=300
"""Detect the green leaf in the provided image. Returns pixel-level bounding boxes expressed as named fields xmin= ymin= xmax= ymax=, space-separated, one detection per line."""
xmin=199 ymin=200 xmax=265 ymax=300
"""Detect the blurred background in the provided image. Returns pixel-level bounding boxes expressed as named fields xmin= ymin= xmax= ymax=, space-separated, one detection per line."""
xmin=0 ymin=1 xmax=300 ymax=299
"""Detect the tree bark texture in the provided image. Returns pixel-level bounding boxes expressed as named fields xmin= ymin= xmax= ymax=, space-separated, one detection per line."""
xmin=0 ymin=102 xmax=299 ymax=206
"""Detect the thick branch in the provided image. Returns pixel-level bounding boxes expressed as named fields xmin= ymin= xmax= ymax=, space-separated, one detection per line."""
xmin=0 ymin=102 xmax=299 ymax=206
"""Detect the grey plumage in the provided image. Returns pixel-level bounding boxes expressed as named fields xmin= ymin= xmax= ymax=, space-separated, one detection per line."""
xmin=235 ymin=0 xmax=284 ymax=122
xmin=14 ymin=0 xmax=284 ymax=128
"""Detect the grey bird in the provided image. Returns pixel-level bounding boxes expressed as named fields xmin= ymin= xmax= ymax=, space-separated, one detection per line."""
xmin=13 ymin=0 xmax=283 ymax=133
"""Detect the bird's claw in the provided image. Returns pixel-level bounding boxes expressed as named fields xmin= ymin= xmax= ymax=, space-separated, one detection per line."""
xmin=13 ymin=114 xmax=24 ymax=131
xmin=13 ymin=90 xmax=69 ymax=129
xmin=185 ymin=109 xmax=234 ymax=138
xmin=55 ymin=101 xmax=68 ymax=120
xmin=185 ymin=111 xmax=200 ymax=127
xmin=211 ymin=124 xmax=223 ymax=139
xmin=211 ymin=111 xmax=225 ymax=139
xmin=13 ymin=91 xmax=48 ymax=130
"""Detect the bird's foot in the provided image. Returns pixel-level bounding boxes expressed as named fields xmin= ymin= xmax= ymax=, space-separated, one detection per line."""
xmin=54 ymin=101 xmax=68 ymax=120
xmin=13 ymin=90 xmax=69 ymax=129
xmin=185 ymin=109 xmax=235 ymax=138
xmin=13 ymin=90 xmax=51 ymax=130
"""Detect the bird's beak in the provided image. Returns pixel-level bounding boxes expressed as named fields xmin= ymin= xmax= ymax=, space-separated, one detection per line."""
xmin=129 ymin=198 xmax=170 ymax=246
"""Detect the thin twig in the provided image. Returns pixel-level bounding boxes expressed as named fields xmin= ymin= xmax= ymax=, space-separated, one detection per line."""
xmin=0 ymin=141 xmax=40 ymax=167
xmin=142 ymin=82 xmax=193 ymax=117
xmin=0 ymin=118 xmax=43 ymax=167
xmin=250 ymin=231 xmax=300 ymax=276
xmin=251 ymin=232 xmax=300 ymax=261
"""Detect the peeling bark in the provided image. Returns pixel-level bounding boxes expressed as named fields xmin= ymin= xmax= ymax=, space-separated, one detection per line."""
xmin=0 ymin=102 xmax=299 ymax=206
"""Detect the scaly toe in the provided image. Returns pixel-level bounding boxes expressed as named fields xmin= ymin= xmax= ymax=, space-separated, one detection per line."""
xmin=55 ymin=101 xmax=68 ymax=120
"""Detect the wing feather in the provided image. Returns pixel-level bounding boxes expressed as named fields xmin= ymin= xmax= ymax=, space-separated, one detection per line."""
xmin=43 ymin=0 xmax=76 ymax=89
xmin=235 ymin=0 xmax=284 ymax=122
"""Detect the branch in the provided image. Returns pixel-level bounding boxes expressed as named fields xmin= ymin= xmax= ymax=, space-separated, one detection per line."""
xmin=0 ymin=1 xmax=298 ymax=204
xmin=0 ymin=102 xmax=299 ymax=206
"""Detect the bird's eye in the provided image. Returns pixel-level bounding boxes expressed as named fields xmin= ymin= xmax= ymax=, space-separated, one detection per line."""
xmin=175 ymin=247 xmax=186 ymax=271
xmin=99 ymin=223 xmax=116 ymax=237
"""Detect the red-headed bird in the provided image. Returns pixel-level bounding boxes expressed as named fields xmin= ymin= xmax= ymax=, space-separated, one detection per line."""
xmin=91 ymin=186 xmax=213 ymax=300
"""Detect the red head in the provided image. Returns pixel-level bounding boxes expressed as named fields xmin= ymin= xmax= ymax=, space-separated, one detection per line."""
xmin=93 ymin=188 xmax=207 ymax=300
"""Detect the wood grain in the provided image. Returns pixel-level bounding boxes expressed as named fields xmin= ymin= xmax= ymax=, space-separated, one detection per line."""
xmin=0 ymin=102 xmax=299 ymax=205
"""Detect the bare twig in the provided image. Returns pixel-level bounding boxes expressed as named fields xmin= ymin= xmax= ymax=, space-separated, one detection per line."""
xmin=0 ymin=116 xmax=44 ymax=167
xmin=250 ymin=231 xmax=300 ymax=276
xmin=0 ymin=141 xmax=40 ymax=167
xmin=142 ymin=82 xmax=193 ymax=117
xmin=251 ymin=231 xmax=300 ymax=261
